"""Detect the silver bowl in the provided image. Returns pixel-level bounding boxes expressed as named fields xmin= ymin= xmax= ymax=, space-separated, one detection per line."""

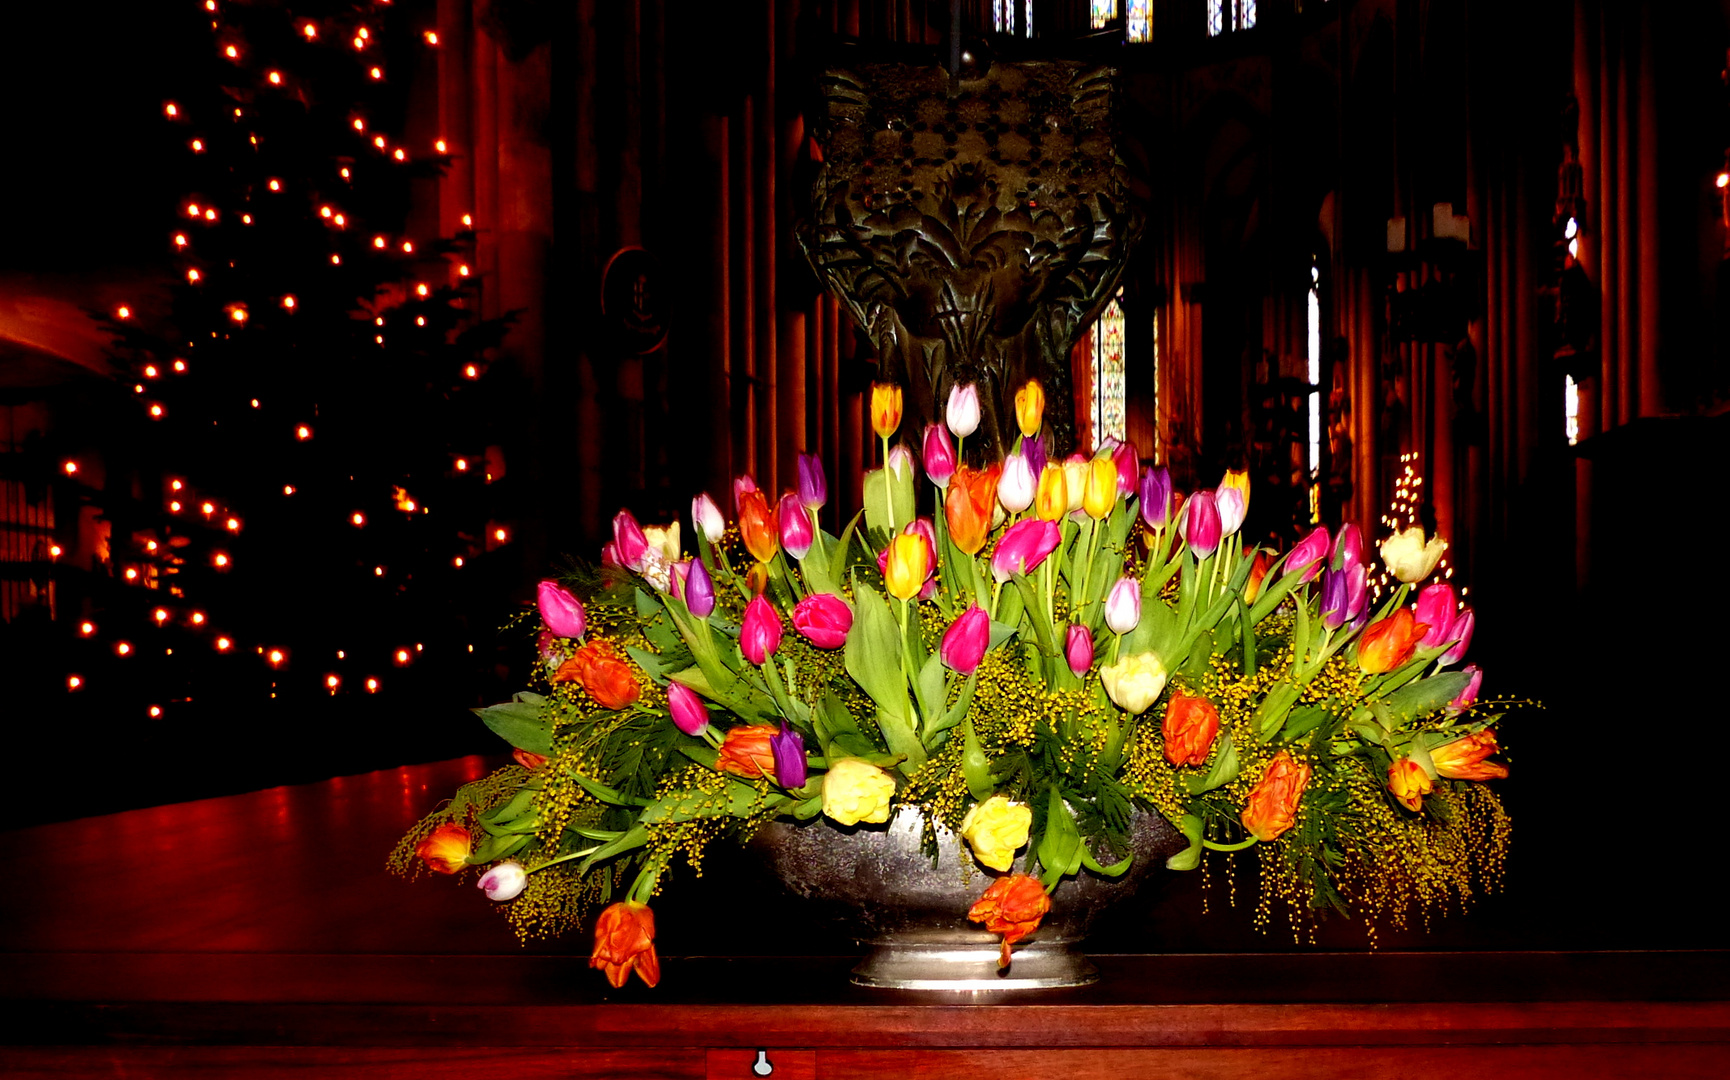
xmin=750 ymin=805 xmax=1183 ymax=990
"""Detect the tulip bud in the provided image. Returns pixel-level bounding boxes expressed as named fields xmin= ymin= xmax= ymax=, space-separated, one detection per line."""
xmin=669 ymin=559 xmax=691 ymax=602
xmin=600 ymin=542 xmax=621 ymax=569
xmin=415 ymin=822 xmax=471 ymax=874
xmin=796 ymin=452 xmax=827 ymax=510
xmin=991 ymin=519 xmax=1061 ymax=582
xmin=537 ymin=580 xmax=587 ymax=639
xmin=870 ymin=382 xmax=904 ymax=439
xmin=1035 ymin=464 xmax=1068 ymax=521
xmin=1243 ymin=548 xmax=1271 ymax=602
xmin=778 ymin=493 xmax=814 ymax=560
xmin=887 ymin=444 xmax=913 ymax=479
xmin=1062 ymin=456 xmax=1088 ymax=514
xmin=1380 ymin=525 xmax=1448 ymax=583
xmin=1014 ymin=379 xmax=1045 ymax=438
xmin=740 ymin=594 xmax=783 ymax=664
xmin=946 ymin=464 xmax=1000 ymax=555
xmin=737 ymin=488 xmax=778 ymax=563
xmin=1108 ymin=439 xmax=1139 ymax=493
xmin=1344 ymin=562 xmax=1368 ymax=624
xmin=1023 ymin=431 xmax=1049 ymax=477
xmin=1220 ymin=468 xmax=1251 ymax=520
xmin=1431 ymin=723 xmax=1505 ymax=778
xmin=946 ymin=382 xmax=981 ymax=439
xmin=1215 ymin=486 xmax=1246 ymax=538
xmin=792 ymin=592 xmax=853 ymax=649
xmin=883 ymin=530 xmax=933 ymax=601
xmin=1100 ymin=651 xmax=1168 ymax=715
xmin=1139 ymin=466 xmax=1173 ymax=528
xmin=1334 ymin=521 xmax=1363 ymax=571
xmin=1065 ymin=623 xmax=1093 ymax=675
xmin=1387 ymin=756 xmax=1432 ymax=812
xmin=1439 ymin=608 xmax=1475 ymax=666
xmin=1180 ymin=491 xmax=1221 ymax=558
xmin=1447 ymin=664 xmax=1484 ymax=714
xmin=667 ymin=680 xmax=710 ymax=736
xmin=1319 ymin=567 xmax=1350 ymax=630
xmin=642 ymin=522 xmax=681 ymax=564
xmin=612 ymin=509 xmax=649 ymax=572
xmin=732 ymin=474 xmax=758 ymax=516
xmin=941 ymin=604 xmax=991 ymax=675
xmin=1083 ymin=457 xmax=1117 ymax=520
xmin=1357 ymin=608 xmax=1427 ymax=673
xmin=770 ymin=724 xmax=808 ymax=789
xmin=684 ymin=557 xmax=715 ymax=617
xmin=998 ymin=452 xmax=1036 ymax=513
xmin=1285 ymin=526 xmax=1331 ymax=583
xmin=692 ymin=492 xmax=726 ymax=544
xmin=1415 ymin=582 xmax=1458 ymax=649
xmin=922 ymin=424 xmax=957 ymax=488
xmin=476 ymin=860 xmax=527 ymax=901
xmin=1104 ymin=576 xmax=1142 ymax=635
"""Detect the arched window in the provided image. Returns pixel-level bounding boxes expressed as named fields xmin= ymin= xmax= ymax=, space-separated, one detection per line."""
xmin=1207 ymin=0 xmax=1257 ymax=37
xmin=1092 ymin=289 xmax=1127 ymax=447
xmin=1091 ymin=0 xmax=1117 ymax=27
xmin=1092 ymin=1 xmax=1152 ymax=43
xmin=993 ymin=1 xmax=1033 ymax=37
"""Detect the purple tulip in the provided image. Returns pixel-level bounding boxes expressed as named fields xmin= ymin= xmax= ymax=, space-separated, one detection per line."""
xmin=1416 ymin=582 xmax=1459 ymax=649
xmin=740 ymin=594 xmax=782 ymax=665
xmin=778 ymin=493 xmax=814 ymax=560
xmin=612 ymin=509 xmax=649 ymax=572
xmin=1334 ymin=522 xmax=1364 ymax=571
xmin=684 ymin=556 xmax=715 ymax=617
xmin=1104 ymin=576 xmax=1142 ymax=635
xmin=1447 ymin=664 xmax=1483 ymax=714
xmin=1180 ymin=491 xmax=1222 ymax=558
xmin=793 ymin=592 xmax=853 ymax=649
xmin=991 ymin=519 xmax=1062 ymax=582
xmin=1023 ymin=431 xmax=1049 ymax=478
xmin=1065 ymin=624 xmax=1094 ymax=676
xmin=1285 ymin=526 xmax=1332 ymax=583
xmin=999 ymin=452 xmax=1035 ymax=513
xmin=1319 ymin=567 xmax=1350 ymax=630
xmin=1139 ymin=466 xmax=1173 ymax=529
xmin=732 ymin=474 xmax=758 ymax=516
xmin=923 ymin=424 xmax=957 ymax=488
xmin=796 ymin=452 xmax=827 ymax=511
xmin=940 ymin=605 xmax=991 ymax=675
xmin=1111 ymin=439 xmax=1139 ymax=493
xmin=1345 ymin=562 xmax=1368 ymax=625
xmin=770 ymin=724 xmax=807 ymax=789
xmin=692 ymin=492 xmax=726 ymax=544
xmin=537 ymin=580 xmax=587 ymax=639
xmin=1440 ymin=608 xmax=1475 ymax=666
xmin=667 ymin=680 xmax=710 ymax=736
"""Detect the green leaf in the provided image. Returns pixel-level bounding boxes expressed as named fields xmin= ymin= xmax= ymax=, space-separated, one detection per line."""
xmin=1252 ymin=682 xmax=1303 ymax=741
xmin=639 ymin=778 xmax=785 ymax=826
xmin=573 ymin=772 xmax=652 ymax=807
xmin=1279 ymin=705 xmax=1331 ymax=744
xmin=863 ymin=464 xmax=915 ymax=538
xmin=1186 ymin=731 xmax=1240 ymax=794
xmin=625 ymin=646 xmax=669 ymax=682
xmin=962 ymin=716 xmax=994 ymax=802
xmin=1037 ymin=787 xmax=1084 ymax=889
xmin=928 ymin=672 xmax=978 ymax=744
xmin=1165 ymin=814 xmax=1203 ymax=871
xmin=636 ymin=589 xmax=682 ymax=653
xmin=829 ymin=507 xmax=867 ymax=586
xmin=474 ymin=692 xmax=552 ymax=755
xmin=844 ymin=579 xmax=924 ymax=771
xmin=576 ymin=824 xmax=649 ymax=874
xmin=466 ymin=832 xmax=530 ymax=864
xmin=913 ymin=652 xmax=945 ymax=728
xmin=1010 ymin=572 xmax=1059 ymax=657
xmin=1377 ymin=670 xmax=1473 ymax=725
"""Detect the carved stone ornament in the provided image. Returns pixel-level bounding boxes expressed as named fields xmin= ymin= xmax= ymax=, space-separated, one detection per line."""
xmin=797 ymin=49 xmax=1144 ymax=459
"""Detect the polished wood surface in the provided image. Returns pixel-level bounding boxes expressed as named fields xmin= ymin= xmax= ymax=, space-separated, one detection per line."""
xmin=4 ymin=758 xmax=1727 ymax=1078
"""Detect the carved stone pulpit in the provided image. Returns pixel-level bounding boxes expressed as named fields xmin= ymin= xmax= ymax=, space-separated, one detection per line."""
xmin=797 ymin=48 xmax=1144 ymax=459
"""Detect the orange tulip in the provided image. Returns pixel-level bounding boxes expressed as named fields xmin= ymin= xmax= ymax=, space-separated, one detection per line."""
xmin=415 ymin=822 xmax=471 ymax=874
xmin=1162 ymin=691 xmax=1221 ymax=767
xmin=1387 ymin=756 xmax=1432 ymax=811
xmin=716 ymin=724 xmax=779 ymax=780
xmin=1241 ymin=750 xmax=1310 ymax=842
xmin=1430 ymin=730 xmax=1509 ymax=780
xmin=590 ymin=901 xmax=661 ymax=988
xmin=967 ymin=872 xmax=1052 ymax=968
xmin=737 ymin=488 xmax=778 ymax=564
xmin=1357 ymin=608 xmax=1429 ymax=674
xmin=513 ymin=748 xmax=548 ymax=770
xmin=554 ymin=640 xmax=642 ymax=710
xmin=871 ymin=382 xmax=904 ymax=439
xmin=1243 ymin=548 xmax=1271 ymax=602
xmin=946 ymin=464 xmax=1001 ymax=555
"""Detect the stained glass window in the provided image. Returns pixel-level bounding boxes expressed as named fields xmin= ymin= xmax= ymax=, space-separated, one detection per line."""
xmin=1208 ymin=0 xmax=1226 ymax=36
xmin=1127 ymin=1 xmax=1152 ymax=42
xmin=1091 ymin=1 xmax=1117 ymax=29
xmin=1093 ymin=290 xmax=1126 ymax=447
xmin=993 ymin=1 xmax=1033 ymax=37
xmin=1565 ymin=375 xmax=1580 ymax=446
xmin=1208 ymin=0 xmax=1256 ymax=36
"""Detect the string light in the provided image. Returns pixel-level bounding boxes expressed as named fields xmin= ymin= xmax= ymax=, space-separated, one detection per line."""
xmin=351 ymin=512 xmax=366 ymax=527
xmin=463 ymin=364 xmax=478 ymax=379
xmin=325 ymin=674 xmax=341 ymax=693
xmin=493 ymin=527 xmax=508 ymax=542
xmin=149 ymin=706 xmax=163 ymax=718
xmin=370 ymin=67 xmax=383 ymax=80
xmin=49 ymin=544 xmax=63 ymax=558
xmin=267 ymin=71 xmax=282 ymax=85
xmin=394 ymin=648 xmax=411 ymax=665
xmin=283 ymin=485 xmax=295 ymax=495
xmin=204 ymin=208 xmax=217 ymax=221
xmin=170 ymin=480 xmax=183 ymax=491
xmin=282 ymin=295 xmax=296 ymax=309
xmin=296 ymin=425 xmax=312 ymax=440
xmin=186 ymin=269 xmax=201 ymax=283
xmin=457 ymin=264 xmax=470 ymax=277
xmin=392 ymin=149 xmax=406 ymax=161
xmin=67 ymin=676 xmax=83 ymax=691
xmin=267 ymin=649 xmax=286 ymax=667
xmin=301 ymin=22 xmax=316 ymax=39
xmin=373 ymin=136 xmax=387 ymax=150
xmin=454 ymin=458 xmax=468 ymax=471
xmin=373 ymin=566 xmax=385 ymax=577
xmin=434 ymin=139 xmax=447 ymax=154
xmin=225 ymin=517 xmax=241 ymax=532
xmin=213 ymin=552 xmax=230 ymax=568
xmin=321 ymin=205 xmax=334 ymax=217
xmin=415 ymin=283 xmax=429 ymax=297
xmin=187 ymin=203 xmax=200 ymax=217
xmin=329 ymin=214 xmax=343 ymax=228
xmin=149 ymin=403 xmax=166 ymax=418
xmin=373 ymin=236 xmax=387 ymax=249
xmin=224 ymin=44 xmax=239 ymax=60
xmin=169 ymin=500 xmax=182 ymax=514
xmin=154 ymin=608 xmax=169 ymax=625
xmin=330 ymin=254 xmax=341 ymax=265
xmin=424 ymin=30 xmax=439 ymax=45
xmin=191 ymin=611 xmax=207 ymax=625
xmin=116 ymin=642 xmax=133 ymax=656
xmin=125 ymin=568 xmax=140 ymax=580
xmin=190 ymin=139 xmax=204 ymax=153
xmin=268 ymin=179 xmax=281 ymax=192
xmin=250 ymin=398 xmax=260 ymax=408
xmin=228 ymin=305 xmax=248 ymax=323
xmin=242 ymin=214 xmax=252 ymax=225
xmin=365 ymin=678 xmax=379 ymax=693
xmin=401 ymin=240 xmax=414 ymax=253
xmin=175 ymin=234 xmax=188 ymax=247
xmin=216 ymin=637 xmax=232 ymax=651
xmin=461 ymin=214 xmax=472 ymax=228
xmin=452 ymin=556 xmax=464 ymax=567
xmin=63 ymin=460 xmax=78 ymax=475
xmin=172 ymin=359 xmax=186 ymax=373
xmin=164 ymin=103 xmax=179 ymax=118
xmin=352 ymin=119 xmax=365 ymax=132
xmin=80 ymin=622 xmax=96 ymax=636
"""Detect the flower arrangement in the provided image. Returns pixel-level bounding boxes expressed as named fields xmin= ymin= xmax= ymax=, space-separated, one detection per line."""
xmin=392 ymin=379 xmax=1510 ymax=987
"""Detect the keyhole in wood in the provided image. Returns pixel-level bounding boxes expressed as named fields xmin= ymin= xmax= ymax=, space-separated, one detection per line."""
xmin=751 ymin=1049 xmax=773 ymax=1076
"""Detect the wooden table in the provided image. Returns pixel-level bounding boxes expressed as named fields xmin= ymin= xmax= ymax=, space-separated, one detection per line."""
xmin=4 ymin=757 xmax=1726 ymax=1078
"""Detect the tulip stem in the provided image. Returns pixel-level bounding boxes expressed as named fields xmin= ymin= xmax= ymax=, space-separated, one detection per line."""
xmin=880 ymin=435 xmax=894 ymax=534
xmin=1202 ymin=836 xmax=1257 ymax=852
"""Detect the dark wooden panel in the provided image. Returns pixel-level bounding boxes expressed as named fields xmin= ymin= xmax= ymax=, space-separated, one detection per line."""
xmin=0 ymin=1047 xmax=703 ymax=1080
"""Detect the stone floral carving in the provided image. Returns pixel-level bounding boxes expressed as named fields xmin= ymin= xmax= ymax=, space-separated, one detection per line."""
xmin=798 ymin=52 xmax=1143 ymax=458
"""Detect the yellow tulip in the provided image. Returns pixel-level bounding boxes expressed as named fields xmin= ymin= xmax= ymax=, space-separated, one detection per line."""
xmin=1014 ymin=379 xmax=1045 ymax=438
xmin=1083 ymin=457 xmax=1117 ymax=520
xmin=1379 ymin=525 xmax=1448 ymax=584
xmin=870 ymin=382 xmax=904 ymax=440
xmin=822 ymin=758 xmax=896 ymax=826
xmin=959 ymin=795 xmax=1033 ymax=872
xmin=1099 ymin=651 xmax=1168 ymax=715
xmin=1034 ymin=464 xmax=1068 ymax=522
xmin=1220 ymin=469 xmax=1250 ymax=514
xmin=883 ymin=532 xmax=931 ymax=600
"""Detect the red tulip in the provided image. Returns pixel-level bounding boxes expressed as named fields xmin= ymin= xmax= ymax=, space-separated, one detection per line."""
xmin=1065 ymin=623 xmax=1093 ymax=676
xmin=1241 ymin=751 xmax=1310 ymax=841
xmin=1387 ymin=756 xmax=1432 ymax=812
xmin=1440 ymin=608 xmax=1475 ymax=666
xmin=1357 ymin=608 xmax=1428 ymax=674
xmin=967 ymin=873 xmax=1051 ymax=969
xmin=415 ymin=822 xmax=471 ymax=874
xmin=922 ymin=424 xmax=956 ymax=488
xmin=590 ymin=901 xmax=660 ymax=988
xmin=537 ymin=580 xmax=587 ymax=639
xmin=1180 ymin=491 xmax=1221 ymax=558
xmin=1285 ymin=526 xmax=1331 ymax=583
xmin=1431 ymin=727 xmax=1507 ymax=780
xmin=740 ymin=594 xmax=783 ymax=664
xmin=716 ymin=724 xmax=778 ymax=780
xmin=1162 ymin=691 xmax=1220 ymax=767
xmin=667 ymin=680 xmax=710 ymax=736
xmin=792 ymin=593 xmax=853 ymax=649
xmin=554 ymin=640 xmax=642 ymax=710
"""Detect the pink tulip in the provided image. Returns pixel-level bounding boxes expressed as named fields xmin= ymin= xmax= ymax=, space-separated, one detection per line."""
xmin=537 ymin=580 xmax=587 ymax=639
xmin=1335 ymin=522 xmax=1363 ymax=571
xmin=1285 ymin=526 xmax=1331 ymax=583
xmin=667 ymin=680 xmax=710 ymax=736
xmin=613 ymin=510 xmax=649 ymax=572
xmin=1447 ymin=664 xmax=1483 ymax=714
xmin=740 ymin=594 xmax=782 ymax=665
xmin=998 ymin=452 xmax=1036 ymax=513
xmin=1440 ymin=608 xmax=1475 ymax=666
xmin=1111 ymin=439 xmax=1139 ymax=493
xmin=669 ymin=560 xmax=691 ymax=601
xmin=600 ymin=542 xmax=621 ymax=569
xmin=1215 ymin=486 xmax=1245 ymax=538
xmin=792 ymin=593 xmax=853 ymax=649
xmin=732 ymin=474 xmax=759 ymax=515
xmin=1180 ymin=491 xmax=1222 ymax=558
xmin=692 ymin=493 xmax=726 ymax=544
xmin=1345 ymin=562 xmax=1368 ymax=626
xmin=778 ymin=493 xmax=814 ymax=560
xmin=946 ymin=383 xmax=981 ymax=439
xmin=1104 ymin=576 xmax=1141 ymax=635
xmin=1416 ymin=582 xmax=1458 ymax=649
xmin=991 ymin=519 xmax=1062 ymax=582
xmin=923 ymin=424 xmax=957 ymax=488
xmin=940 ymin=605 xmax=991 ymax=675
xmin=1065 ymin=624 xmax=1093 ymax=676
